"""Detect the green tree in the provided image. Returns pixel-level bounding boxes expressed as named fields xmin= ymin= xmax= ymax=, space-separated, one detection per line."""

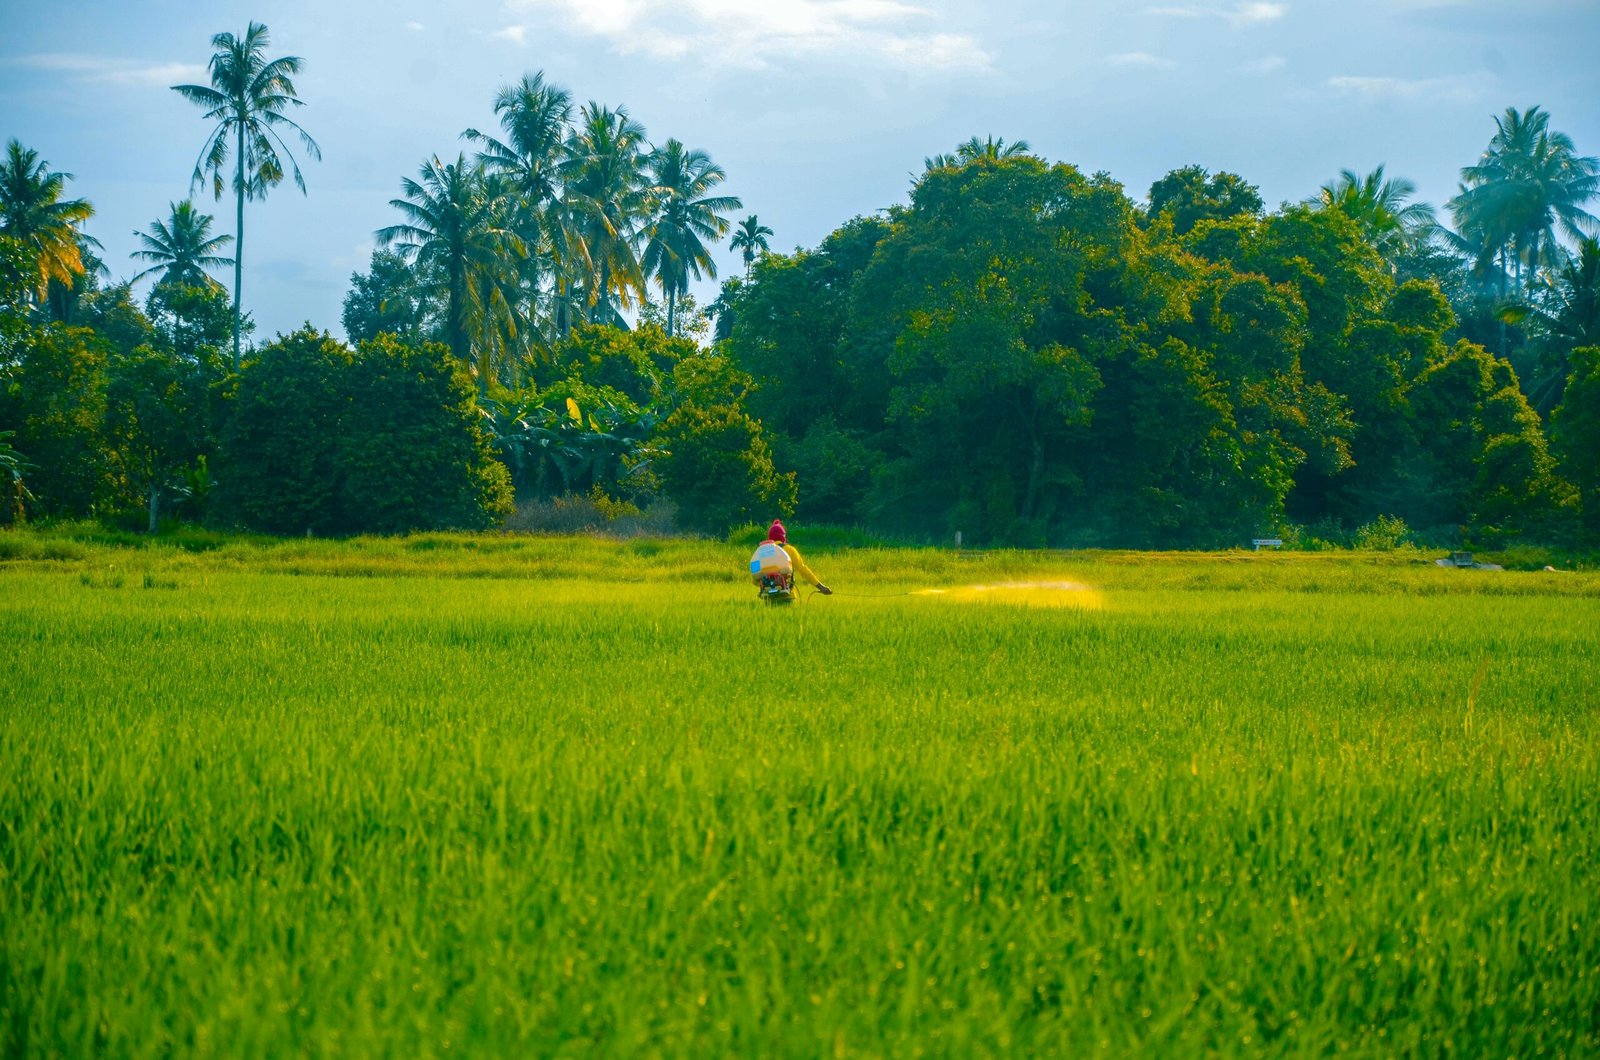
xmin=0 ymin=140 xmax=96 ymax=306
xmin=341 ymin=249 xmax=435 ymax=345
xmin=215 ymin=328 xmax=511 ymax=534
xmin=1448 ymin=106 xmax=1598 ymax=298
xmin=1503 ymin=238 xmax=1600 ymax=412
xmin=105 ymin=344 xmax=211 ymax=531
xmin=924 ymin=135 xmax=1032 ymax=171
xmin=655 ymin=354 xmax=794 ymax=534
xmin=213 ymin=328 xmax=350 ymax=533
xmin=729 ymin=214 xmax=773 ymax=276
xmin=854 ymin=156 xmax=1303 ymax=545
xmin=130 ymin=200 xmax=234 ymax=291
xmin=548 ymin=322 xmax=688 ymax=405
xmin=860 ymin=158 xmax=1113 ymax=541
xmin=1310 ymin=165 xmax=1436 ymax=261
xmin=466 ymin=72 xmax=575 ymax=312
xmin=1147 ymin=165 xmax=1263 ymax=236
xmin=641 ymin=139 xmax=740 ymax=337
xmin=173 ymin=22 xmax=321 ymax=369
xmin=1409 ymin=340 xmax=1574 ymax=539
xmin=714 ymin=216 xmax=895 ymax=523
xmin=561 ymin=104 xmax=651 ymax=327
xmin=725 ymin=216 xmax=893 ymax=442
xmin=341 ymin=335 xmax=513 ymax=533
xmin=147 ymin=281 xmax=240 ymax=364
xmin=1221 ymin=205 xmax=1407 ymax=526
xmin=467 ymin=72 xmax=573 ymax=214
xmin=0 ymin=324 xmax=117 ymax=517
xmin=1551 ymin=345 xmax=1600 ymax=533
xmin=376 ymin=155 xmax=521 ymax=387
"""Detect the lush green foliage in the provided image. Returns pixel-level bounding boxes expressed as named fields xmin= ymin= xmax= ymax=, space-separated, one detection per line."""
xmin=1553 ymin=345 xmax=1600 ymax=534
xmin=717 ymin=116 xmax=1600 ymax=547
xmin=5 ymin=94 xmax=1600 ymax=545
xmin=2 ymin=535 xmax=1598 ymax=1054
xmin=213 ymin=328 xmax=511 ymax=534
xmin=340 ymin=248 xmax=433 ymax=346
xmin=1146 ymin=164 xmax=1263 ymax=236
xmin=0 ymin=139 xmax=96 ymax=303
xmin=0 ymin=323 xmax=117 ymax=518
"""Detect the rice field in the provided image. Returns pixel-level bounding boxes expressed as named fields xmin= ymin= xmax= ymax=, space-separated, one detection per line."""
xmin=3 ymin=529 xmax=1598 ymax=1056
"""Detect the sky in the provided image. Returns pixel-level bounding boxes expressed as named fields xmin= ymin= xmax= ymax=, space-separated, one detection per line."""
xmin=2 ymin=0 xmax=1598 ymax=343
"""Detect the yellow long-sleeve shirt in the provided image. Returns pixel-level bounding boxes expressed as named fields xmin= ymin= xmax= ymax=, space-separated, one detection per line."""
xmin=779 ymin=542 xmax=822 ymax=587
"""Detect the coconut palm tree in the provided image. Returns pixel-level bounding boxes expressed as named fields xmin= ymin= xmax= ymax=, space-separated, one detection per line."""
xmin=925 ymin=135 xmax=1032 ymax=172
xmin=130 ymin=200 xmax=234 ymax=290
xmin=173 ymin=22 xmax=321 ymax=369
xmin=956 ymin=135 xmax=1031 ymax=162
xmin=466 ymin=72 xmax=573 ymax=223
xmin=1310 ymin=165 xmax=1436 ymax=260
xmin=730 ymin=215 xmax=773 ymax=276
xmin=640 ymin=139 xmax=741 ymax=336
xmin=561 ymin=104 xmax=651 ymax=327
xmin=1449 ymin=106 xmax=1599 ymax=296
xmin=1502 ymin=238 xmax=1600 ymax=412
xmin=465 ymin=71 xmax=582 ymax=356
xmin=376 ymin=155 xmax=522 ymax=388
xmin=0 ymin=139 xmax=95 ymax=304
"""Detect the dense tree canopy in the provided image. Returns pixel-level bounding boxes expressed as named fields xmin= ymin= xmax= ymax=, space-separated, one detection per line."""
xmin=4 ymin=85 xmax=1599 ymax=547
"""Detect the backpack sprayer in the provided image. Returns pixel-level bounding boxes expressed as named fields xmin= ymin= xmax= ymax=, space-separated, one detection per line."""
xmin=749 ymin=540 xmax=796 ymax=604
xmin=749 ymin=540 xmax=913 ymax=605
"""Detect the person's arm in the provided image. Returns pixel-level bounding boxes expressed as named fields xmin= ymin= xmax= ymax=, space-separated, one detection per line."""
xmin=782 ymin=543 xmax=830 ymax=593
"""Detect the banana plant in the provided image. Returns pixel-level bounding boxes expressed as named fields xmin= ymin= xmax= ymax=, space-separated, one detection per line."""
xmin=0 ymin=431 xmax=36 ymax=524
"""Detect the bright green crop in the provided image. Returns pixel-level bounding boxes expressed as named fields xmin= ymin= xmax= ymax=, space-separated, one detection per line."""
xmin=3 ymin=531 xmax=1598 ymax=1056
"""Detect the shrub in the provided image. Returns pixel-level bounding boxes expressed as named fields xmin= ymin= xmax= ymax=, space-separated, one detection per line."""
xmin=1352 ymin=514 xmax=1412 ymax=550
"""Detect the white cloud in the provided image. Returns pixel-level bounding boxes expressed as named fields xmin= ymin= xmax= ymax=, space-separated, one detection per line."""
xmin=1324 ymin=74 xmax=1482 ymax=103
xmin=497 ymin=0 xmax=993 ymax=73
xmin=1108 ymin=51 xmax=1178 ymax=69
xmin=8 ymin=53 xmax=207 ymax=86
xmin=1243 ymin=55 xmax=1286 ymax=73
xmin=404 ymin=20 xmax=426 ymax=31
xmin=1232 ymin=2 xmax=1287 ymax=24
xmin=490 ymin=24 xmax=528 ymax=44
xmin=1146 ymin=2 xmax=1287 ymax=27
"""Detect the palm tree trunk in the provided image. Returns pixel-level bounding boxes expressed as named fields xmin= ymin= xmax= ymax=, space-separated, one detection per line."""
xmin=667 ymin=287 xmax=677 ymax=337
xmin=449 ymin=259 xmax=468 ymax=367
xmin=232 ymin=123 xmax=245 ymax=372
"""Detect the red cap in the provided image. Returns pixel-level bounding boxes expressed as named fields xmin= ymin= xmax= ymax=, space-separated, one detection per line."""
xmin=768 ymin=520 xmax=786 ymax=543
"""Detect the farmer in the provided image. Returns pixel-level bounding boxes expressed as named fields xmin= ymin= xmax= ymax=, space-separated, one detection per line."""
xmin=750 ymin=519 xmax=832 ymax=602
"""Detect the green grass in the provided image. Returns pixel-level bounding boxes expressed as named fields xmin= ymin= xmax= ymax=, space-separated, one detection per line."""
xmin=3 ymin=530 xmax=1598 ymax=1056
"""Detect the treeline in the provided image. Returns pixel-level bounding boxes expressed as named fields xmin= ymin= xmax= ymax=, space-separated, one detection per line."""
xmin=3 ymin=33 xmax=1598 ymax=547
xmin=0 ymin=257 xmax=787 ymax=535
xmin=715 ymin=122 xmax=1600 ymax=547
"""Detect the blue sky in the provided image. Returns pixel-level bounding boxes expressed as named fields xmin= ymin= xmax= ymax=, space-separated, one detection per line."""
xmin=3 ymin=0 xmax=1597 ymax=342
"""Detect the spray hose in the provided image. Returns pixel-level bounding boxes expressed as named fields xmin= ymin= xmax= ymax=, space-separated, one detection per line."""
xmin=801 ymin=587 xmax=915 ymax=603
